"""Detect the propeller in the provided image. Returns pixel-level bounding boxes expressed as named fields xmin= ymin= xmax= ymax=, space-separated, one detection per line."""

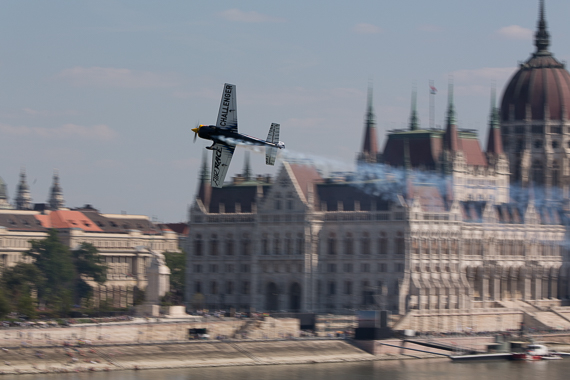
xmin=192 ymin=123 xmax=200 ymax=143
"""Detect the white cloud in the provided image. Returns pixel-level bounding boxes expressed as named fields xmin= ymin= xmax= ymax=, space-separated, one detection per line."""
xmin=353 ymin=23 xmax=382 ymax=34
xmin=219 ymin=9 xmax=285 ymax=23
xmin=56 ymin=67 xmax=179 ymax=88
xmin=497 ymin=25 xmax=533 ymax=40
xmin=0 ymin=123 xmax=118 ymax=141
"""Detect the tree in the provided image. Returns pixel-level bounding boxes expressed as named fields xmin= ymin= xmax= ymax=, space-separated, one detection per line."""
xmin=2 ymin=263 xmax=45 ymax=316
xmin=26 ymin=229 xmax=75 ymax=314
xmin=72 ymin=242 xmax=107 ymax=305
xmin=0 ymin=288 xmax=10 ymax=318
xmin=163 ymin=250 xmax=185 ymax=305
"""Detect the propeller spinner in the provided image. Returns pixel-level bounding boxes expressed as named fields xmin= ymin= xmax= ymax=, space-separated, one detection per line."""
xmin=192 ymin=124 xmax=201 ymax=142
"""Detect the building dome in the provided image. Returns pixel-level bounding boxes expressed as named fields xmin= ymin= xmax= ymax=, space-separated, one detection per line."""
xmin=501 ymin=2 xmax=570 ymax=122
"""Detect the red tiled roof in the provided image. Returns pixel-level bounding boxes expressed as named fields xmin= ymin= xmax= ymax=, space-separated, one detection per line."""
xmin=289 ymin=163 xmax=322 ymax=203
xmin=460 ymin=138 xmax=487 ymax=167
xmin=40 ymin=210 xmax=103 ymax=231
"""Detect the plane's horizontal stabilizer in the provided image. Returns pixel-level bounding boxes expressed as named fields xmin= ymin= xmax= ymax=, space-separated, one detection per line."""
xmin=266 ymin=146 xmax=277 ymax=166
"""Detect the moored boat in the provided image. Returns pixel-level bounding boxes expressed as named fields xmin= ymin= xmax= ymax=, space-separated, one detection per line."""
xmin=511 ymin=344 xmax=561 ymax=361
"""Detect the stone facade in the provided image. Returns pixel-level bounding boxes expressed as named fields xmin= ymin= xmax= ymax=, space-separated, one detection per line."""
xmin=0 ymin=206 xmax=180 ymax=307
xmin=185 ymin=159 xmax=566 ymax=319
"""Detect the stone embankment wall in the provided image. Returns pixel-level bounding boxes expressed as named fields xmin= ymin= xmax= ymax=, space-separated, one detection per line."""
xmin=0 ymin=317 xmax=299 ymax=346
xmin=395 ymin=308 xmax=524 ymax=332
xmin=0 ymin=340 xmax=375 ymax=374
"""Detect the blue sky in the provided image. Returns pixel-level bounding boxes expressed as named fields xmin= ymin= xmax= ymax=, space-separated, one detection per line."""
xmin=0 ymin=0 xmax=568 ymax=222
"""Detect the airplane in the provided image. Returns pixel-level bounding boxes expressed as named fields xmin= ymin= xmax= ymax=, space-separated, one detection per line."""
xmin=192 ymin=83 xmax=285 ymax=188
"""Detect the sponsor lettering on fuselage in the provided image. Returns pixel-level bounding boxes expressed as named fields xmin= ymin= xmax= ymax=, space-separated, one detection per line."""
xmin=212 ymin=146 xmax=223 ymax=185
xmin=219 ymin=85 xmax=233 ymax=127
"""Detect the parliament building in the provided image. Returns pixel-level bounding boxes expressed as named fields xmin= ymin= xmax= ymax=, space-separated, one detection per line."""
xmin=185 ymin=2 xmax=570 ymax=332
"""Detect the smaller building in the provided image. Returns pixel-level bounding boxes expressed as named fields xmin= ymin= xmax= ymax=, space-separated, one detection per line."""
xmin=0 ymin=205 xmax=180 ymax=308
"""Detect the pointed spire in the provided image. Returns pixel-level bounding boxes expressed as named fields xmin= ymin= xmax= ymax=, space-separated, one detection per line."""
xmin=486 ymin=86 xmax=504 ymax=155
xmin=443 ymin=80 xmax=460 ymax=152
xmin=446 ymin=80 xmax=457 ymax=126
xmin=243 ymin=151 xmax=252 ymax=181
xmin=197 ymin=151 xmax=211 ymax=209
xmin=358 ymin=81 xmax=379 ymax=164
xmin=15 ymin=168 xmax=32 ymax=210
xmin=48 ymin=170 xmax=64 ymax=210
xmin=409 ymin=86 xmax=420 ymax=131
xmin=199 ymin=150 xmax=210 ymax=183
xmin=535 ymin=0 xmax=550 ymax=54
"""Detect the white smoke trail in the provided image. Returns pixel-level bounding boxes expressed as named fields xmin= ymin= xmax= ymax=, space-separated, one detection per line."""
xmin=218 ymin=136 xmax=566 ymax=210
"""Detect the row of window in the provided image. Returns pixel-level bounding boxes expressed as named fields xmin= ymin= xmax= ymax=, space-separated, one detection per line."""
xmin=325 ymin=262 xmax=404 ymax=273
xmin=262 ymin=263 xmax=303 ymax=273
xmin=503 ymin=125 xmax=564 ymax=135
xmin=195 ymin=281 xmax=250 ymax=295
xmin=193 ymin=264 xmax=250 ymax=273
xmin=0 ymin=239 xmax=31 ymax=249
xmin=326 ymin=235 xmax=404 ymax=255
xmin=320 ymin=279 xmax=400 ymax=298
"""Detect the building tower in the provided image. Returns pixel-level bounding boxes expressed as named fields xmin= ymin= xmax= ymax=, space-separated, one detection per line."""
xmin=357 ymin=84 xmax=380 ymax=164
xmin=0 ymin=176 xmax=9 ymax=209
xmin=500 ymin=0 xmax=570 ymax=199
xmin=243 ymin=151 xmax=252 ymax=181
xmin=14 ymin=168 xmax=32 ymax=210
xmin=48 ymin=170 xmax=65 ymax=210
xmin=196 ymin=151 xmax=211 ymax=211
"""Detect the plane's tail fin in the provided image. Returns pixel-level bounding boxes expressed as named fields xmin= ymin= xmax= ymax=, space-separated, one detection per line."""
xmin=265 ymin=123 xmax=280 ymax=165
xmin=266 ymin=123 xmax=280 ymax=143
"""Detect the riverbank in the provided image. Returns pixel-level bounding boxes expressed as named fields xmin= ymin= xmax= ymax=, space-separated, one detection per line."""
xmin=2 ymin=335 xmax=570 ymax=375
xmin=0 ymin=339 xmax=444 ymax=375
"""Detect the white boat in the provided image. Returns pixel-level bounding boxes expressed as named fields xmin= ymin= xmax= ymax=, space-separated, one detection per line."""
xmin=511 ymin=344 xmax=561 ymax=361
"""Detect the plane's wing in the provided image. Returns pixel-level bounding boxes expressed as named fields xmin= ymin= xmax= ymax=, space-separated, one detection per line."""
xmin=211 ymin=143 xmax=236 ymax=188
xmin=216 ymin=83 xmax=238 ymax=132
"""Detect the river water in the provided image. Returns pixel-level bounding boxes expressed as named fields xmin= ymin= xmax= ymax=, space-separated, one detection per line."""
xmin=7 ymin=358 xmax=570 ymax=380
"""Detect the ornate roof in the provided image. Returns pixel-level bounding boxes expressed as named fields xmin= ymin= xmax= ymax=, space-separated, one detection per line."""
xmin=501 ymin=1 xmax=570 ymax=122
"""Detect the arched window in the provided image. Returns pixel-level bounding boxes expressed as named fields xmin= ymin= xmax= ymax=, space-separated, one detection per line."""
xmin=328 ymin=281 xmax=336 ymax=295
xmin=532 ymin=160 xmax=544 ymax=186
xmin=296 ymin=233 xmax=304 ymax=254
xmin=194 ymin=234 xmax=203 ymax=256
xmin=241 ymin=233 xmax=250 ymax=256
xmin=285 ymin=233 xmax=292 ymax=255
xmin=344 ymin=233 xmax=353 ymax=255
xmin=274 ymin=233 xmax=280 ymax=255
xmin=328 ymin=233 xmax=337 ymax=255
xmin=378 ymin=232 xmax=387 ymax=255
xmin=210 ymin=234 xmax=218 ymax=256
xmin=395 ymin=232 xmax=405 ymax=255
xmin=226 ymin=233 xmax=234 ymax=256
xmin=262 ymin=233 xmax=269 ymax=255
xmin=360 ymin=232 xmax=370 ymax=255
xmin=225 ymin=281 xmax=233 ymax=295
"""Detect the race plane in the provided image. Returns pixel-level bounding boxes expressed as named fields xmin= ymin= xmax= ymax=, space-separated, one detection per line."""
xmin=192 ymin=83 xmax=285 ymax=188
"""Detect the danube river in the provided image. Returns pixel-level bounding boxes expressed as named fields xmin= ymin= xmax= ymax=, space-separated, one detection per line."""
xmin=5 ymin=358 xmax=570 ymax=380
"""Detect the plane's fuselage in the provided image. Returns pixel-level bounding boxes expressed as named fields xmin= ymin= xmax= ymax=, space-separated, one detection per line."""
xmin=197 ymin=125 xmax=283 ymax=148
